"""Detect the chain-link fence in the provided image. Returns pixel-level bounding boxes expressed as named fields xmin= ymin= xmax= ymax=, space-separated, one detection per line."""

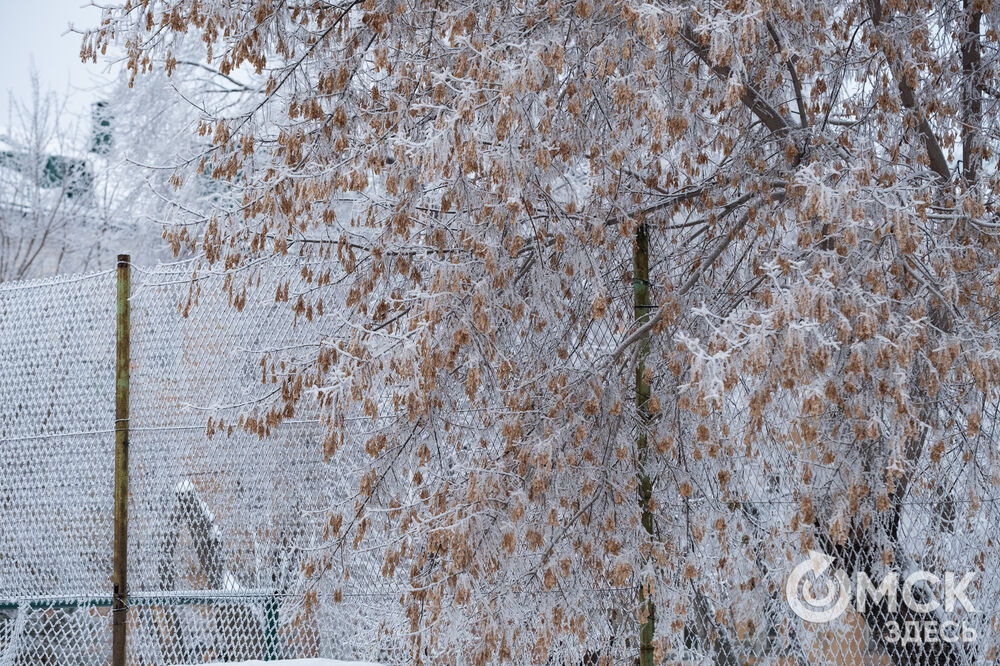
xmin=0 ymin=255 xmax=997 ymax=666
xmin=0 ymin=260 xmax=403 ymax=665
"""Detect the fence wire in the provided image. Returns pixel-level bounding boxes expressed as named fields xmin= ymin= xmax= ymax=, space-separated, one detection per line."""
xmin=0 ymin=263 xmax=398 ymax=665
xmin=0 ymin=256 xmax=996 ymax=666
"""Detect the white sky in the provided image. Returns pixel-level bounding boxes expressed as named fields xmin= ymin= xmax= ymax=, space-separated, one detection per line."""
xmin=0 ymin=1 xmax=112 ymax=130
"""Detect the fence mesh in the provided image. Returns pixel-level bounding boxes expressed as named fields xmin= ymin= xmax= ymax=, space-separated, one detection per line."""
xmin=0 ymin=263 xmax=403 ymax=665
xmin=0 ymin=271 xmax=116 ymax=666
xmin=0 ymin=257 xmax=996 ymax=665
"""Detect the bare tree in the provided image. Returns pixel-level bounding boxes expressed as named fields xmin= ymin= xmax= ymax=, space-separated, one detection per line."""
xmin=0 ymin=71 xmax=100 ymax=280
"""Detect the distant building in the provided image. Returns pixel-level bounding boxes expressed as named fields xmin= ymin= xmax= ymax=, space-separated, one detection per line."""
xmin=0 ymin=101 xmax=165 ymax=279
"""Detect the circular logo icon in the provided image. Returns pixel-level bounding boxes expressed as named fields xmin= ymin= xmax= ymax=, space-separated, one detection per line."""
xmin=785 ymin=550 xmax=851 ymax=623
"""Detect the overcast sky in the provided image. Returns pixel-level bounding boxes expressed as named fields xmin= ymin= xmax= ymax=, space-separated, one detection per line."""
xmin=0 ymin=1 xmax=112 ymax=131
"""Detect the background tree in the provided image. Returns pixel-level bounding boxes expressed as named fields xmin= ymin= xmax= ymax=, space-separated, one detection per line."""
xmin=0 ymin=71 xmax=102 ymax=280
xmin=98 ymin=36 xmax=257 ymax=255
xmin=86 ymin=1 xmax=1000 ymax=664
xmin=0 ymin=62 xmax=202 ymax=280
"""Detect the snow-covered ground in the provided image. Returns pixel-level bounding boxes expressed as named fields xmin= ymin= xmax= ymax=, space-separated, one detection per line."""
xmin=186 ymin=661 xmax=382 ymax=666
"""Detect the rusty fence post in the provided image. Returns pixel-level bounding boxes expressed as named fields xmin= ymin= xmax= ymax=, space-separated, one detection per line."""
xmin=634 ymin=225 xmax=655 ymax=666
xmin=112 ymin=254 xmax=131 ymax=666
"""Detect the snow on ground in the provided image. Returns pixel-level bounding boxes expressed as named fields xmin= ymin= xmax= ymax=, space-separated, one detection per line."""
xmin=186 ymin=660 xmax=383 ymax=666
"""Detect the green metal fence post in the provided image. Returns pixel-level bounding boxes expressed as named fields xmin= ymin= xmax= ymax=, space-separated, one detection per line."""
xmin=112 ymin=254 xmax=131 ymax=666
xmin=634 ymin=225 xmax=655 ymax=666
xmin=264 ymin=595 xmax=280 ymax=660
